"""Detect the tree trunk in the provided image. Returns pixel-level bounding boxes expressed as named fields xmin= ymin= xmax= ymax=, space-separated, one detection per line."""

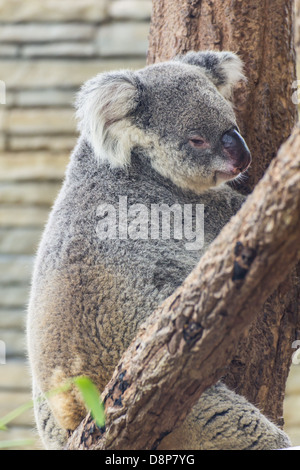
xmin=147 ymin=0 xmax=299 ymax=425
xmin=66 ymin=125 xmax=300 ymax=450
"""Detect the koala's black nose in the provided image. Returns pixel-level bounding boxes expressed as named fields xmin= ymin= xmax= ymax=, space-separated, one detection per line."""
xmin=221 ymin=129 xmax=251 ymax=172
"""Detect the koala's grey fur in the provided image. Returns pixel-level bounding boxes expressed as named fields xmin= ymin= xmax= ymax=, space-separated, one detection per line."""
xmin=27 ymin=51 xmax=291 ymax=450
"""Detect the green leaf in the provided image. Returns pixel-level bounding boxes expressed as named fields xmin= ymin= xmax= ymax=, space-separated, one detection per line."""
xmin=0 ymin=382 xmax=72 ymax=431
xmin=73 ymin=376 xmax=105 ymax=428
xmin=0 ymin=375 xmax=105 ymax=438
xmin=0 ymin=439 xmax=35 ymax=450
xmin=0 ymin=400 xmax=33 ymax=431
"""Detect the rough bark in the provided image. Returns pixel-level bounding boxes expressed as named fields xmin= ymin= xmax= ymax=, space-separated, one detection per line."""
xmin=66 ymin=125 xmax=300 ymax=450
xmin=147 ymin=0 xmax=299 ymax=424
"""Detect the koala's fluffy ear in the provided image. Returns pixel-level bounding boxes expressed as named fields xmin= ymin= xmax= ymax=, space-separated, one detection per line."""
xmin=175 ymin=51 xmax=245 ymax=99
xmin=75 ymin=71 xmax=139 ymax=166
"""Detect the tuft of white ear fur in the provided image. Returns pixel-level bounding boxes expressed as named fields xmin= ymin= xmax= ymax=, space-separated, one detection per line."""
xmin=75 ymin=70 xmax=139 ymax=166
xmin=215 ymin=52 xmax=246 ymax=99
xmin=174 ymin=50 xmax=246 ymax=100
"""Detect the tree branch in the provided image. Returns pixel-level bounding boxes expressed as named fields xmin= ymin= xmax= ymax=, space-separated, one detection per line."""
xmin=65 ymin=125 xmax=300 ymax=450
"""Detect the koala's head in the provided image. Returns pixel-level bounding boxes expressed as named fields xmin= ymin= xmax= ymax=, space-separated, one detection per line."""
xmin=76 ymin=51 xmax=251 ymax=194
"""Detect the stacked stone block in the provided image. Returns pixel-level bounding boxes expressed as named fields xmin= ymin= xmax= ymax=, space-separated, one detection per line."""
xmin=0 ymin=0 xmax=150 ymax=449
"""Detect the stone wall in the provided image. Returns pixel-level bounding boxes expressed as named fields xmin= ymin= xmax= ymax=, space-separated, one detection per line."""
xmin=0 ymin=0 xmax=150 ymax=449
xmin=0 ymin=0 xmax=299 ymax=451
xmin=296 ymin=0 xmax=300 ymax=49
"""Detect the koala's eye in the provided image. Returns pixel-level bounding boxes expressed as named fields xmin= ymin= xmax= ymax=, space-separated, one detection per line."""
xmin=188 ymin=137 xmax=210 ymax=149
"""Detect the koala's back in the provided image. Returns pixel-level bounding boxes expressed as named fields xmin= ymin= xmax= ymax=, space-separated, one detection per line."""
xmin=27 ymin=138 xmax=244 ymax=437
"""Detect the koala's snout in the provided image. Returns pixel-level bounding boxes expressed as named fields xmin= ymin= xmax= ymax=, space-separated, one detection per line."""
xmin=221 ymin=129 xmax=251 ymax=174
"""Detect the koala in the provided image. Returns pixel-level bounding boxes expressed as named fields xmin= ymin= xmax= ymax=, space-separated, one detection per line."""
xmin=27 ymin=51 xmax=291 ymax=450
